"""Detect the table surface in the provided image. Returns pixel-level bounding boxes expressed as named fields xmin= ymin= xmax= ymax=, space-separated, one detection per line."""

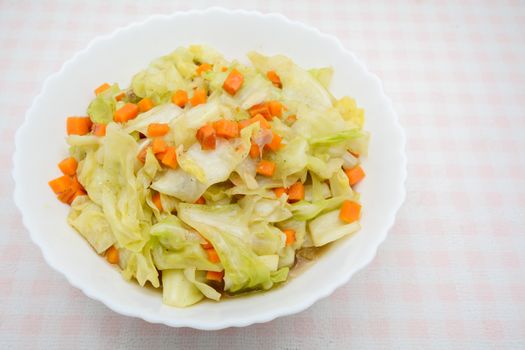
xmin=1 ymin=0 xmax=524 ymax=349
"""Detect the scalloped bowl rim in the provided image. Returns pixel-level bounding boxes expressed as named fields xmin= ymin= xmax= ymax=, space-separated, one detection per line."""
xmin=13 ymin=8 xmax=406 ymax=330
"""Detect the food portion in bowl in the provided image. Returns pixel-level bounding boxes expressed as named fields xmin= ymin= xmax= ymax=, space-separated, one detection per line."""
xmin=47 ymin=45 xmax=369 ymax=307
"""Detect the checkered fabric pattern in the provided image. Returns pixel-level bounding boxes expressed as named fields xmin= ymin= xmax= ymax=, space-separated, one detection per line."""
xmin=1 ymin=0 xmax=524 ymax=349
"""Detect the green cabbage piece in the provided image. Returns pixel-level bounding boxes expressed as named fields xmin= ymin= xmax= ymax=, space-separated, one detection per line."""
xmin=178 ymin=138 xmax=245 ymax=184
xmin=257 ymin=254 xmax=279 ymax=271
xmin=124 ymin=103 xmax=182 ymax=135
xmin=248 ymin=222 xmax=285 ymax=256
xmin=136 ymin=148 xmax=161 ymax=188
xmin=248 ymin=52 xmax=333 ymax=110
xmin=346 ymin=131 xmax=370 ymax=157
xmin=150 ymin=215 xmax=199 ymax=250
xmin=189 ymin=45 xmax=226 ymax=64
xmin=203 ymin=182 xmax=232 ymax=204
xmin=150 ymin=215 xmax=221 ymax=272
xmin=270 ymin=267 xmax=290 ymax=283
xmin=221 ymin=69 xmax=277 ymax=110
xmin=307 ymin=155 xmax=343 ymax=180
xmin=291 ymin=196 xmax=346 ymax=221
xmin=278 ymin=246 xmax=295 ymax=268
xmin=131 ymin=53 xmax=187 ymax=103
xmin=87 ymin=83 xmax=121 ymax=124
xmin=162 ymin=269 xmax=203 ymax=307
xmin=329 ymin=168 xmax=354 ymax=198
xmin=68 ymin=196 xmax=116 ymax=253
xmin=151 ymin=168 xmax=208 ymax=203
xmin=308 ymin=209 xmax=361 ymax=247
xmin=336 ymin=96 xmax=365 ymax=129
xmin=234 ymin=158 xmax=258 ymax=190
xmin=184 ymin=268 xmax=221 ymax=301
xmin=311 ymin=173 xmax=331 ymax=201
xmin=292 ymin=106 xmax=348 ymax=141
xmin=308 ymin=67 xmax=333 ymax=89
xmin=225 ymin=173 xmax=279 ymax=197
xmin=238 ymin=195 xmax=292 ymax=223
xmin=152 ymin=243 xmax=221 ymax=272
xmin=277 ymin=219 xmax=306 ymax=249
xmin=272 ymin=137 xmax=308 ymax=180
xmin=100 ymin=124 xmax=151 ymax=251
xmin=121 ymin=241 xmax=159 ymax=287
xmin=171 ymin=101 xmax=222 ymax=147
xmin=67 ymin=135 xmax=100 ymax=161
xmin=178 ymin=203 xmax=274 ymax=292
xmin=308 ymin=129 xmax=362 ymax=146
xmin=207 ymin=70 xmax=230 ymax=93
xmin=76 ymin=147 xmax=104 ymax=205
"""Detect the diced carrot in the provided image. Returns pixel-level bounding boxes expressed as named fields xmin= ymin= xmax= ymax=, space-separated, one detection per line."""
xmin=92 ymin=123 xmax=106 ymax=136
xmin=137 ymin=147 xmax=148 ymax=163
xmin=171 ymin=90 xmax=188 ymax=107
xmin=265 ymin=131 xmax=282 ymax=152
xmin=213 ymin=119 xmax=239 ymax=139
xmin=252 ymin=114 xmax=271 ymax=129
xmin=71 ymin=175 xmax=84 ymax=193
xmin=114 ymin=103 xmax=139 ymax=123
xmin=238 ymin=114 xmax=271 ymax=130
xmin=147 ymin=123 xmax=170 ymax=137
xmin=94 ymin=83 xmax=110 ymax=96
xmin=248 ymin=103 xmax=271 ymax=120
xmin=238 ymin=119 xmax=250 ymax=130
xmin=67 ymin=117 xmax=92 ymax=136
xmin=283 ymin=229 xmax=296 ymax=246
xmin=152 ymin=192 xmax=163 ymax=211
xmin=58 ymin=157 xmax=77 ymax=176
xmin=190 ymin=89 xmax=207 ymax=106
xmin=52 ymin=175 xmax=84 ymax=205
xmin=256 ymin=160 xmax=276 ymax=177
xmin=266 ymin=70 xmax=282 ymax=88
xmin=194 ymin=196 xmax=206 ymax=205
xmin=344 ymin=165 xmax=365 ymax=186
xmin=268 ymin=100 xmax=283 ymax=117
xmin=137 ymin=98 xmax=154 ymax=113
xmin=161 ymin=146 xmax=178 ymax=169
xmin=285 ymin=114 xmax=297 ymax=125
xmin=49 ymin=175 xmax=72 ymax=194
xmin=206 ymin=270 xmax=224 ymax=282
xmin=221 ymin=67 xmax=228 ymax=72
xmin=206 ymin=248 xmax=220 ymax=263
xmin=151 ymin=137 xmax=168 ymax=154
xmin=222 ymin=68 xmax=244 ymax=95
xmin=155 ymin=150 xmax=166 ymax=163
xmin=115 ymin=92 xmax=126 ymax=101
xmin=196 ymin=124 xmax=216 ymax=150
xmin=287 ymin=182 xmax=304 ymax=203
xmin=106 ymin=246 xmax=119 ymax=264
xmin=339 ymin=200 xmax=361 ymax=223
xmin=196 ymin=63 xmax=212 ymax=76
xmin=273 ymin=187 xmax=288 ymax=198
xmin=249 ymin=142 xmax=260 ymax=159
xmin=57 ymin=188 xmax=76 ymax=204
xmin=70 ymin=188 xmax=86 ymax=204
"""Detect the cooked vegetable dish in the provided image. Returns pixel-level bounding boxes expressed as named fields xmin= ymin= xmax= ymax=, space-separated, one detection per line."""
xmin=48 ymin=46 xmax=369 ymax=307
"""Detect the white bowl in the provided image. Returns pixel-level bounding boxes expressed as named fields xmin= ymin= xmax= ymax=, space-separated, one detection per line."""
xmin=13 ymin=8 xmax=406 ymax=330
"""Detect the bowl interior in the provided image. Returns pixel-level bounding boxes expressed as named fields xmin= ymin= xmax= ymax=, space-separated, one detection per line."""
xmin=14 ymin=9 xmax=405 ymax=329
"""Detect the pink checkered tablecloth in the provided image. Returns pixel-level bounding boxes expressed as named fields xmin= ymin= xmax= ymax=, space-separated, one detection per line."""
xmin=1 ymin=0 xmax=524 ymax=348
